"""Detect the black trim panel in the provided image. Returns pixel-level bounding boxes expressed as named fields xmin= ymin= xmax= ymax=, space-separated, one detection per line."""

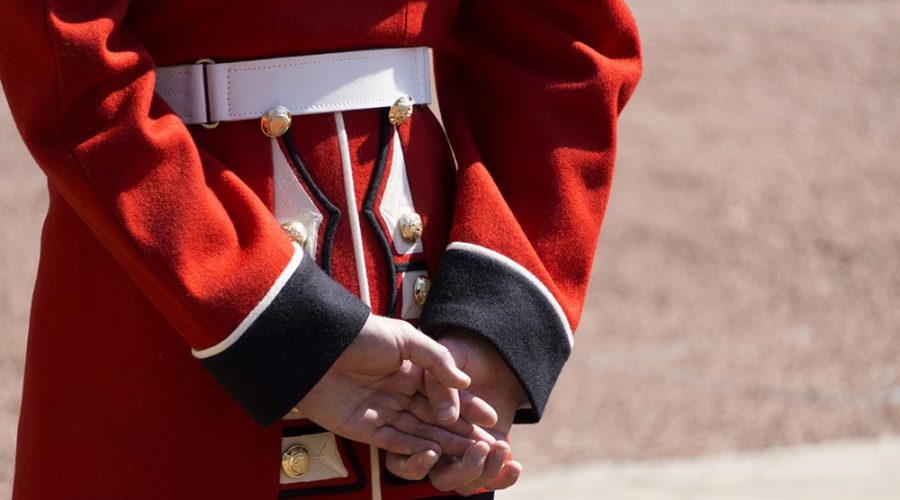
xmin=281 ymin=132 xmax=342 ymax=276
xmin=420 ymin=248 xmax=571 ymax=424
xmin=281 ymin=422 xmax=330 ymax=438
xmin=200 ymin=254 xmax=370 ymax=426
xmin=395 ymin=260 xmax=428 ymax=273
xmin=362 ymin=108 xmax=399 ymax=316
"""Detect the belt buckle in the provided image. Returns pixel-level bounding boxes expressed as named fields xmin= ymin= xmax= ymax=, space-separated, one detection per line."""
xmin=195 ymin=58 xmax=219 ymax=129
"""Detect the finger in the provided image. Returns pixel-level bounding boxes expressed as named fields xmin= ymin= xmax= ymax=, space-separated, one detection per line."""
xmin=389 ymin=360 xmax=424 ymax=397
xmin=455 ymin=441 xmax=510 ymax=496
xmin=484 ymin=460 xmax=522 ymax=491
xmin=390 ymin=411 xmax=476 ymax=458
xmin=429 ymin=440 xmax=491 ymax=492
xmin=370 ymin=425 xmax=442 ymax=456
xmin=384 ymin=449 xmax=440 ymax=481
xmin=361 ymin=406 xmax=394 ymax=428
xmin=406 ymin=395 xmax=497 ymax=445
xmin=398 ymin=325 xmax=471 ymax=390
xmin=424 ymin=369 xmax=461 ymax=422
xmin=459 ymin=391 xmax=498 ymax=428
xmin=380 ymin=359 xmax=424 ymax=398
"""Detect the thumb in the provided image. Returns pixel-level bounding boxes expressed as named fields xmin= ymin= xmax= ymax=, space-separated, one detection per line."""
xmin=398 ymin=324 xmax=471 ymax=390
xmin=424 ymin=369 xmax=461 ymax=423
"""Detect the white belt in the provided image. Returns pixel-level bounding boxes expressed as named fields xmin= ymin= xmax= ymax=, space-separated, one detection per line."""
xmin=155 ymin=47 xmax=433 ymax=126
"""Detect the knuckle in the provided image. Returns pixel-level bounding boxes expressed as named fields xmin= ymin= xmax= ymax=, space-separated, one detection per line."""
xmin=397 ymin=321 xmax=420 ymax=340
xmin=373 ymin=408 xmax=393 ymax=428
xmin=436 ymin=344 xmax=453 ymax=361
xmin=361 ymin=407 xmax=381 ymax=427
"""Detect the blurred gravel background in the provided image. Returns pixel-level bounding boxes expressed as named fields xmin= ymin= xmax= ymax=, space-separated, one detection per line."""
xmin=2 ymin=0 xmax=900 ymax=497
xmin=513 ymin=0 xmax=900 ymax=467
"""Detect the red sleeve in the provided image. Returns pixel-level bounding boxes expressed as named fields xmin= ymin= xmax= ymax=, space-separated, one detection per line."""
xmin=0 ymin=0 xmax=369 ymax=425
xmin=421 ymin=0 xmax=642 ymax=422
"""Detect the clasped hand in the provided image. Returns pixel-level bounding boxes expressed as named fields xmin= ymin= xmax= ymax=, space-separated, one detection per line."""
xmin=297 ymin=314 xmax=523 ymax=495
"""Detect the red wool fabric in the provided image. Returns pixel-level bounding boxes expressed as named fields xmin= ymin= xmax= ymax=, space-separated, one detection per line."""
xmin=0 ymin=0 xmax=641 ymax=498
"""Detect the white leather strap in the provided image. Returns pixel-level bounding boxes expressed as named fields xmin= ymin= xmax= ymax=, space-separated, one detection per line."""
xmin=155 ymin=64 xmax=208 ymax=123
xmin=155 ymin=47 xmax=433 ymax=125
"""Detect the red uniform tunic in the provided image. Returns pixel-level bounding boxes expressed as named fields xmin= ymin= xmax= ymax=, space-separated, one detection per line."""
xmin=0 ymin=0 xmax=641 ymax=498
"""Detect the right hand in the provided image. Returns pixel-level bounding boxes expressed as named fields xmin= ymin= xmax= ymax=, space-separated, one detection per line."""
xmin=296 ymin=314 xmax=497 ymax=457
xmin=386 ymin=329 xmax=525 ymax=492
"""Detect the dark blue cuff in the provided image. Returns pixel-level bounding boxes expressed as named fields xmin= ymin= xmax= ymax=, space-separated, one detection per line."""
xmin=420 ymin=248 xmax=571 ymax=424
xmin=200 ymin=255 xmax=370 ymax=426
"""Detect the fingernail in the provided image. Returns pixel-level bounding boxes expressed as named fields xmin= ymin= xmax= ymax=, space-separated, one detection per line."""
xmin=422 ymin=450 xmax=439 ymax=467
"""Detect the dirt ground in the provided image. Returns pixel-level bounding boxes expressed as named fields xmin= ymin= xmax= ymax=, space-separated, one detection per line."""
xmin=2 ymin=0 xmax=900 ymax=497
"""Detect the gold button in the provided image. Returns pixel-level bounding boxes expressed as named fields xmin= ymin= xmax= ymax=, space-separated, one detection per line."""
xmin=281 ymin=221 xmax=308 ymax=246
xmin=413 ymin=276 xmax=431 ymax=307
xmin=389 ymin=96 xmax=414 ymax=126
xmin=398 ymin=212 xmax=423 ymax=244
xmin=281 ymin=445 xmax=311 ymax=478
xmin=261 ymin=106 xmax=293 ymax=138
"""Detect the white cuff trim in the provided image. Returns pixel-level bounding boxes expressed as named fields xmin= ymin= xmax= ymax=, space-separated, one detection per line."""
xmin=192 ymin=242 xmax=305 ymax=359
xmin=446 ymin=241 xmax=574 ymax=348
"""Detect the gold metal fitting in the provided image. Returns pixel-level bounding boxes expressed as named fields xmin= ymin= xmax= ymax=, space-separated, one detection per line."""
xmin=261 ymin=106 xmax=293 ymax=138
xmin=281 ymin=220 xmax=309 ymax=246
xmin=281 ymin=445 xmax=311 ymax=478
xmin=195 ymin=58 xmax=220 ymax=129
xmin=388 ymin=96 xmax=415 ymax=126
xmin=398 ymin=212 xmax=423 ymax=244
xmin=413 ymin=276 xmax=431 ymax=307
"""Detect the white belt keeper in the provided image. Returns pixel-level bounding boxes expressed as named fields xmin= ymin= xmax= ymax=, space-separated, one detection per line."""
xmin=155 ymin=47 xmax=433 ymax=126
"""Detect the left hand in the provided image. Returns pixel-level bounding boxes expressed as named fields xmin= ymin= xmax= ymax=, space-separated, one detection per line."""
xmin=297 ymin=315 xmax=487 ymax=456
xmin=385 ymin=329 xmax=526 ymax=494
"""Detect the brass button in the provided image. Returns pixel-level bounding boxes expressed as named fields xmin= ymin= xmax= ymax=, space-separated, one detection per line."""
xmin=398 ymin=212 xmax=423 ymax=244
xmin=261 ymin=106 xmax=293 ymax=138
xmin=281 ymin=445 xmax=311 ymax=478
xmin=389 ymin=96 xmax=414 ymax=126
xmin=413 ymin=276 xmax=431 ymax=307
xmin=281 ymin=221 xmax=308 ymax=246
